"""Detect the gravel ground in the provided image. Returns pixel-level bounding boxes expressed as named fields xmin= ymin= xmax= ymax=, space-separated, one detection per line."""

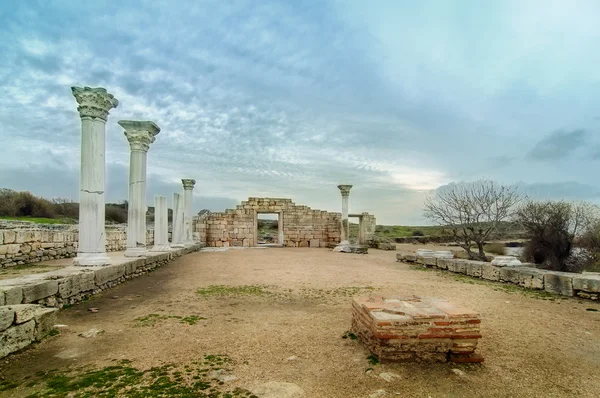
xmin=1 ymin=248 xmax=599 ymax=397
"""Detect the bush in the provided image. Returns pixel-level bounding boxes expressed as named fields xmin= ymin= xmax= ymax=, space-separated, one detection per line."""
xmin=411 ymin=230 xmax=424 ymax=237
xmin=12 ymin=191 xmax=55 ymax=218
xmin=105 ymin=205 xmax=127 ymax=224
xmin=515 ymin=200 xmax=597 ymax=272
xmin=484 ymin=242 xmax=506 ymax=255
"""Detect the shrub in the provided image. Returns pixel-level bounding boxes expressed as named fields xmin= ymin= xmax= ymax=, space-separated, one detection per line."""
xmin=105 ymin=205 xmax=127 ymax=224
xmin=12 ymin=191 xmax=55 ymax=218
xmin=484 ymin=242 xmax=506 ymax=256
xmin=515 ymin=200 xmax=597 ymax=272
xmin=411 ymin=230 xmax=424 ymax=237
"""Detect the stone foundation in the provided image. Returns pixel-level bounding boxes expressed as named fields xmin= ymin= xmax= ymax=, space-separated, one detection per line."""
xmin=0 ymin=304 xmax=58 ymax=358
xmin=399 ymin=253 xmax=600 ymax=300
xmin=351 ymin=296 xmax=483 ymax=363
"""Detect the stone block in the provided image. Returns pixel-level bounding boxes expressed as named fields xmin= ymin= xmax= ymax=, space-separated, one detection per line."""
xmin=3 ymin=231 xmax=16 ymax=244
xmin=33 ymin=307 xmax=58 ymax=340
xmin=310 ymin=239 xmax=320 ymax=248
xmin=95 ymin=265 xmax=124 ymax=286
xmin=58 ymin=272 xmax=96 ymax=298
xmin=466 ymin=261 xmax=484 ymax=278
xmin=424 ymin=257 xmax=437 ymax=267
xmin=10 ymin=304 xmax=40 ymax=324
xmin=572 ymin=274 xmax=600 ymax=294
xmin=22 ymin=280 xmax=59 ymax=303
xmin=0 ymin=307 xmax=15 ymax=332
xmin=544 ymin=272 xmax=574 ymax=297
xmin=15 ymin=232 xmax=26 ymax=244
xmin=516 ymin=268 xmax=545 ymax=290
xmin=481 ymin=264 xmax=501 ymax=281
xmin=436 ymin=258 xmax=449 ymax=269
xmin=499 ymin=267 xmax=523 ymax=284
xmin=0 ymin=245 xmax=6 ymax=255
xmin=491 ymin=256 xmax=522 ymax=267
xmin=2 ymin=286 xmax=23 ymax=305
xmin=6 ymin=244 xmax=20 ymax=255
xmin=451 ymin=260 xmax=468 ymax=274
xmin=0 ymin=319 xmax=35 ymax=358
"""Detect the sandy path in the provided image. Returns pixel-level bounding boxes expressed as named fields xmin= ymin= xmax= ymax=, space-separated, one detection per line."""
xmin=1 ymin=248 xmax=599 ymax=397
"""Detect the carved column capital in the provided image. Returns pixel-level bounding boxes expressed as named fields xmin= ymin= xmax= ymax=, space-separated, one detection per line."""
xmin=119 ymin=120 xmax=160 ymax=152
xmin=182 ymin=179 xmax=196 ymax=190
xmin=71 ymin=86 xmax=118 ymax=121
xmin=337 ymin=184 xmax=353 ymax=198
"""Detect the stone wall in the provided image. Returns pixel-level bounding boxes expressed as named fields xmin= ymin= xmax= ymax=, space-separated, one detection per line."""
xmin=0 ymin=227 xmax=155 ymax=269
xmin=0 ymin=245 xmax=199 ymax=359
xmin=195 ymin=197 xmax=376 ymax=248
xmin=398 ymin=253 xmax=600 ymax=300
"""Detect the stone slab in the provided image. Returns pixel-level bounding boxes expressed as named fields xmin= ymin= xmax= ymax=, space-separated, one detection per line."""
xmin=572 ymin=274 xmax=600 ymax=294
xmin=22 ymin=280 xmax=59 ymax=303
xmin=544 ymin=272 xmax=574 ymax=297
xmin=466 ymin=261 xmax=485 ymax=278
xmin=0 ymin=319 xmax=35 ymax=358
xmin=0 ymin=307 xmax=14 ymax=332
xmin=516 ymin=268 xmax=545 ymax=290
xmin=481 ymin=264 xmax=501 ymax=281
xmin=1 ymin=286 xmax=23 ymax=305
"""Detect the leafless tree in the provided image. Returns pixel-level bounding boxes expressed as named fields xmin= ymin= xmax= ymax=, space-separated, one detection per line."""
xmin=424 ymin=180 xmax=522 ymax=260
xmin=515 ymin=200 xmax=598 ymax=271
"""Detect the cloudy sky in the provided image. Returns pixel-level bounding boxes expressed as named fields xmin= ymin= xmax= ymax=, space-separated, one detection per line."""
xmin=1 ymin=0 xmax=599 ymax=225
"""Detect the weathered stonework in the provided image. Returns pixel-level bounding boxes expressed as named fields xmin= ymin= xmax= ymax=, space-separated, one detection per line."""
xmin=352 ymin=296 xmax=483 ymax=363
xmin=195 ymin=197 xmax=376 ymax=248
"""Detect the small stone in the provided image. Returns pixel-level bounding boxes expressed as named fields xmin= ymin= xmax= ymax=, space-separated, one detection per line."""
xmin=53 ymin=324 xmax=69 ymax=328
xmin=378 ymin=372 xmax=400 ymax=382
xmin=286 ymin=355 xmax=298 ymax=361
xmin=451 ymin=368 xmax=467 ymax=378
xmin=88 ymin=308 xmax=99 ymax=313
xmin=79 ymin=328 xmax=104 ymax=338
xmin=370 ymin=390 xmax=388 ymax=398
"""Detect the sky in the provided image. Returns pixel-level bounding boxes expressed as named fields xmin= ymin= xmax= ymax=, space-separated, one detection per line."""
xmin=1 ymin=0 xmax=599 ymax=225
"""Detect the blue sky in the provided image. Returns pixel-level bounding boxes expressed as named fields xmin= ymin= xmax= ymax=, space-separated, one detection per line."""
xmin=1 ymin=0 xmax=599 ymax=224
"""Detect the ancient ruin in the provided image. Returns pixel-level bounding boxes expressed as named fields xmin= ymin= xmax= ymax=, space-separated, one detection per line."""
xmin=71 ymin=87 xmax=118 ymax=266
xmin=352 ymin=296 xmax=483 ymax=363
xmin=195 ymin=197 xmax=375 ymax=248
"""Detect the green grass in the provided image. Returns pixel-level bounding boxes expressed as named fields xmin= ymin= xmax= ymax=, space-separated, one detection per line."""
xmin=0 ymin=216 xmax=76 ymax=224
xmin=374 ymin=225 xmax=448 ymax=238
xmin=1 ymin=356 xmax=257 ymax=397
xmin=196 ymin=285 xmax=272 ymax=298
xmin=133 ymin=314 xmax=206 ymax=327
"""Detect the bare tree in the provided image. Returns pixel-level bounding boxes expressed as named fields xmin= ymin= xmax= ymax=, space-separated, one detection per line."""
xmin=515 ymin=200 xmax=598 ymax=271
xmin=424 ymin=180 xmax=522 ymax=260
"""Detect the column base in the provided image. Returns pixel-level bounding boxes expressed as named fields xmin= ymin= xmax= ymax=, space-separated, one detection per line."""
xmin=170 ymin=243 xmax=185 ymax=249
xmin=124 ymin=247 xmax=148 ymax=257
xmin=183 ymin=240 xmax=196 ymax=248
xmin=73 ymin=252 xmax=111 ymax=266
xmin=149 ymin=244 xmax=172 ymax=252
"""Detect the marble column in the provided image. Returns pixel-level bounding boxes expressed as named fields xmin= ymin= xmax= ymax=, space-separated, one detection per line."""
xmin=72 ymin=87 xmax=118 ymax=266
xmin=150 ymin=195 xmax=170 ymax=252
xmin=182 ymin=179 xmax=196 ymax=246
xmin=119 ymin=121 xmax=160 ymax=257
xmin=171 ymin=192 xmax=185 ymax=248
xmin=337 ymin=185 xmax=353 ymax=244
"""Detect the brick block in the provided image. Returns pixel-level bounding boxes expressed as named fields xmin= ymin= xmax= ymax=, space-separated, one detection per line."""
xmin=544 ymin=271 xmax=574 ymax=296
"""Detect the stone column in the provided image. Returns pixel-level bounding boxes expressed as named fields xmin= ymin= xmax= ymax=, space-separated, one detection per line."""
xmin=337 ymin=185 xmax=353 ymax=244
xmin=72 ymin=87 xmax=118 ymax=266
xmin=182 ymin=179 xmax=196 ymax=246
xmin=150 ymin=195 xmax=170 ymax=252
xmin=171 ymin=192 xmax=185 ymax=248
xmin=119 ymin=121 xmax=160 ymax=257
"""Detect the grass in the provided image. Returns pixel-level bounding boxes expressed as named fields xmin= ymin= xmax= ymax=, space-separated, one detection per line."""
xmin=0 ymin=216 xmax=76 ymax=224
xmin=134 ymin=314 xmax=207 ymax=327
xmin=1 ymin=356 xmax=257 ymax=397
xmin=374 ymin=225 xmax=448 ymax=238
xmin=196 ymin=285 xmax=272 ymax=298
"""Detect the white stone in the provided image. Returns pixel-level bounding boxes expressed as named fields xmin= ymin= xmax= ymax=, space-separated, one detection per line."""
xmin=434 ymin=250 xmax=454 ymax=259
xmin=72 ymin=86 xmax=118 ymax=267
xmin=416 ymin=249 xmax=436 ymax=257
xmin=120 ymin=120 xmax=160 ymax=257
xmin=171 ymin=193 xmax=185 ymax=248
xmin=491 ymin=255 xmax=522 ymax=267
xmin=150 ymin=195 xmax=170 ymax=252
xmin=182 ymin=179 xmax=196 ymax=246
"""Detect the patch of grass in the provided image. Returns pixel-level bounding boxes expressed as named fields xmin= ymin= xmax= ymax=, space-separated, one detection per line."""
xmin=196 ymin=285 xmax=272 ymax=298
xmin=342 ymin=331 xmax=357 ymax=340
xmin=375 ymin=225 xmax=448 ymax=238
xmin=0 ymin=216 xmax=75 ymax=224
xmin=3 ymin=357 xmax=257 ymax=397
xmin=299 ymin=286 xmax=375 ymax=301
xmin=180 ymin=315 xmax=207 ymax=325
xmin=586 ymin=308 xmax=599 ymax=312
xmin=449 ymin=273 xmax=564 ymax=300
xmin=47 ymin=328 xmax=60 ymax=337
xmin=134 ymin=314 xmax=207 ymax=327
xmin=367 ymin=354 xmax=380 ymax=365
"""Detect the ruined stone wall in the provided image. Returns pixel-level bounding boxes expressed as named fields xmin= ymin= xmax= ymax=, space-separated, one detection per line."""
xmin=195 ymin=197 xmax=348 ymax=248
xmin=0 ymin=227 xmax=155 ymax=268
xmin=362 ymin=213 xmax=376 ymax=242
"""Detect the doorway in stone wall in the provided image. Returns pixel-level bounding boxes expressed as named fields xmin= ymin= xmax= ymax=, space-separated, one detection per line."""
xmin=255 ymin=212 xmax=283 ymax=247
xmin=349 ymin=215 xmax=360 ymax=244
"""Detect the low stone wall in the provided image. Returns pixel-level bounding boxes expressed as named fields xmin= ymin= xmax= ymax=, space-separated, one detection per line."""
xmin=0 ymin=245 xmax=199 ymax=359
xmin=0 ymin=227 xmax=155 ymax=269
xmin=0 ymin=304 xmax=58 ymax=358
xmin=398 ymin=253 xmax=600 ymax=300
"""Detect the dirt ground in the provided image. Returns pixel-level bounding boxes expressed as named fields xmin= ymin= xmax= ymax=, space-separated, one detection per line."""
xmin=1 ymin=248 xmax=600 ymax=397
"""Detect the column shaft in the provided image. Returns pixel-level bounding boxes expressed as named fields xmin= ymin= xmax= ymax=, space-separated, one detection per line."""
xmin=125 ymin=150 xmax=147 ymax=256
xmin=151 ymin=196 xmax=170 ymax=251
xmin=171 ymin=193 xmax=185 ymax=248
